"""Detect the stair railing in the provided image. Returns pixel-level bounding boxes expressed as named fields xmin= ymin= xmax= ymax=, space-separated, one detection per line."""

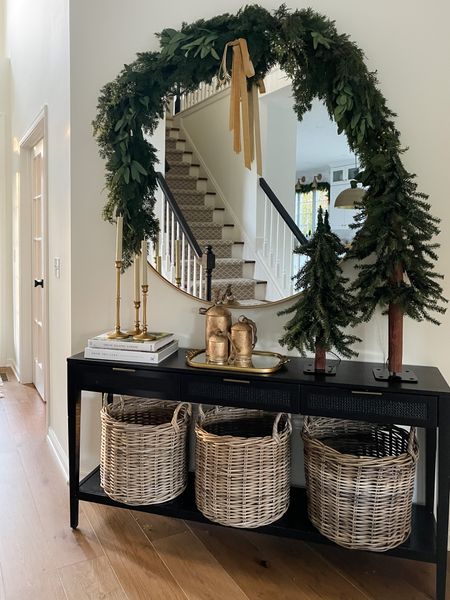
xmin=259 ymin=177 xmax=307 ymax=295
xmin=173 ymin=77 xmax=231 ymax=114
xmin=154 ymin=171 xmax=215 ymax=301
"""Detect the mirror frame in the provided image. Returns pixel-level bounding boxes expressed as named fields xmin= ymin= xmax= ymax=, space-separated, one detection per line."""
xmin=93 ymin=4 xmax=442 ymax=314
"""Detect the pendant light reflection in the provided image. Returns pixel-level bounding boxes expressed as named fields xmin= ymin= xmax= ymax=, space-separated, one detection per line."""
xmin=334 ymin=179 xmax=365 ymax=209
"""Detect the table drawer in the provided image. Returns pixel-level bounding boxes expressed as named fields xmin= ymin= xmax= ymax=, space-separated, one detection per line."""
xmin=183 ymin=375 xmax=298 ymax=412
xmin=78 ymin=364 xmax=180 ymax=400
xmin=301 ymin=385 xmax=437 ymax=426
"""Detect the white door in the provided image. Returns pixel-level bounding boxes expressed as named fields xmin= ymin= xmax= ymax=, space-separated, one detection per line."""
xmin=31 ymin=139 xmax=46 ymax=400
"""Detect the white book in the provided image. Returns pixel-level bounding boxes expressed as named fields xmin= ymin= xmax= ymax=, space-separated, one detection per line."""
xmin=88 ymin=331 xmax=175 ymax=352
xmin=84 ymin=340 xmax=179 ymax=364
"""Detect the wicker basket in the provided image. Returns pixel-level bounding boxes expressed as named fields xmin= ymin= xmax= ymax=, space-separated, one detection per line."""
xmin=100 ymin=397 xmax=191 ymax=505
xmin=195 ymin=406 xmax=292 ymax=528
xmin=302 ymin=416 xmax=419 ymax=551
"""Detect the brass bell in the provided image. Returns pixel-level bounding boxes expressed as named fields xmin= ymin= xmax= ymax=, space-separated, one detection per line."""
xmin=207 ymin=330 xmax=229 ymax=365
xmin=229 ymin=315 xmax=257 ymax=367
xmin=200 ymin=304 xmax=232 ymax=358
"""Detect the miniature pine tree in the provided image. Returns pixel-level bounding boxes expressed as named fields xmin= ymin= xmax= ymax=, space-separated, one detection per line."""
xmin=278 ymin=207 xmax=360 ymax=371
xmin=349 ymin=158 xmax=447 ymax=375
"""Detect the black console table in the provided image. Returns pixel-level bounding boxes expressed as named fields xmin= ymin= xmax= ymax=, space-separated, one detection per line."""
xmin=67 ymin=350 xmax=450 ymax=599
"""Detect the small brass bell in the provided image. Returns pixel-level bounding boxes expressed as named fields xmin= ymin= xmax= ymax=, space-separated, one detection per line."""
xmin=207 ymin=330 xmax=229 ymax=365
xmin=229 ymin=315 xmax=257 ymax=367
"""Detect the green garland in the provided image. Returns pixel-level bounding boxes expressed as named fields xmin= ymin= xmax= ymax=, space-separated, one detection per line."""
xmin=295 ymin=181 xmax=330 ymax=195
xmin=93 ymin=4 xmax=446 ymax=324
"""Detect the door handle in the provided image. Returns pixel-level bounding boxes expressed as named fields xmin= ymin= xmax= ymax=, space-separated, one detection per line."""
xmin=34 ymin=279 xmax=44 ymax=288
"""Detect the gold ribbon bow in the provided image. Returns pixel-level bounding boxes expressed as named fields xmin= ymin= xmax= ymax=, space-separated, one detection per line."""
xmin=219 ymin=38 xmax=265 ymax=175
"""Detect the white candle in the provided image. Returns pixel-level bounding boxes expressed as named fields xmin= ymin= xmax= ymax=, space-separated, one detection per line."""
xmin=141 ymin=240 xmax=148 ymax=285
xmin=115 ymin=216 xmax=123 ymax=262
xmin=134 ymin=254 xmax=140 ymax=301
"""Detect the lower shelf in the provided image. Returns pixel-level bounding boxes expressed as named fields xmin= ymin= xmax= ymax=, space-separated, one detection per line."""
xmin=79 ymin=467 xmax=436 ymax=563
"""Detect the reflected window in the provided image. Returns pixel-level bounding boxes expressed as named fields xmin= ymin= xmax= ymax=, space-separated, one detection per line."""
xmin=295 ymin=186 xmax=330 ymax=237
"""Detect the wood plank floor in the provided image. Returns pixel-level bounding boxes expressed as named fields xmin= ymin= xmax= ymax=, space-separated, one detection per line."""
xmin=0 ymin=369 xmax=446 ymax=599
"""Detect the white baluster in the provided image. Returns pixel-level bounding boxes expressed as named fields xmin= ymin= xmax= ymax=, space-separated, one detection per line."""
xmin=276 ymin=212 xmax=280 ymax=274
xmin=269 ymin=206 xmax=274 ymax=267
xmin=199 ymin=264 xmax=204 ymax=299
xmin=187 ymin=245 xmax=192 ymax=295
xmin=263 ymin=198 xmax=269 ymax=258
xmin=193 ymin=253 xmax=198 ymax=298
xmin=170 ymin=213 xmax=175 ymax=282
xmin=181 ymin=233 xmax=186 ymax=291
xmin=282 ymin=224 xmax=287 ymax=292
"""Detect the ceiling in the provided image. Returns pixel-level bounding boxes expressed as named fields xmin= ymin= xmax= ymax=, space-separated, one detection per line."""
xmin=264 ymin=86 xmax=355 ymax=173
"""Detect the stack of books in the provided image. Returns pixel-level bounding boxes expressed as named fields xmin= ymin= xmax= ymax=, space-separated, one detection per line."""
xmin=84 ymin=332 xmax=178 ymax=364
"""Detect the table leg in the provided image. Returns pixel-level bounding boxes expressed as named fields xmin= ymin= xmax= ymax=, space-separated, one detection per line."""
xmin=436 ymin=400 xmax=450 ymax=600
xmin=426 ymin=427 xmax=437 ymax=512
xmin=68 ymin=367 xmax=81 ymax=529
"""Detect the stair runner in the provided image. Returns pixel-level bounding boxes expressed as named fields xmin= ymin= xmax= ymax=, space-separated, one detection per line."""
xmin=165 ymin=124 xmax=267 ymax=303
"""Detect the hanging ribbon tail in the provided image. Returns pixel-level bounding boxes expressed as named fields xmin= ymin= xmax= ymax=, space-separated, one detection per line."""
xmin=230 ymin=45 xmax=241 ymax=154
xmin=238 ymin=38 xmax=255 ymax=78
xmin=222 ymin=38 xmax=263 ymax=175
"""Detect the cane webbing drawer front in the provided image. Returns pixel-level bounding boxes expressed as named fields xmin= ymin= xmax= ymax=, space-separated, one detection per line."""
xmin=184 ymin=375 xmax=297 ymax=412
xmin=301 ymin=385 xmax=437 ymax=426
xmin=78 ymin=364 xmax=180 ymax=400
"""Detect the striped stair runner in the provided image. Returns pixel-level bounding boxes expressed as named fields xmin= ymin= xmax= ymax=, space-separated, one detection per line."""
xmin=165 ymin=126 xmax=267 ymax=302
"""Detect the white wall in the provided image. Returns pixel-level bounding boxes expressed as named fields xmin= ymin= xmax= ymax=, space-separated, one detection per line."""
xmin=181 ymin=92 xmax=258 ymax=245
xmin=0 ymin=56 xmax=12 ymax=367
xmin=5 ymin=0 xmax=71 ymax=459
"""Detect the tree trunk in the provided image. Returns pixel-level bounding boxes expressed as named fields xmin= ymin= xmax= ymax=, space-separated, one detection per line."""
xmin=388 ymin=264 xmax=404 ymax=374
xmin=314 ymin=340 xmax=326 ymax=372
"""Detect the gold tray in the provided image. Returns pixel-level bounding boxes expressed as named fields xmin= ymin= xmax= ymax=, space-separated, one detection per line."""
xmin=185 ymin=349 xmax=289 ymax=374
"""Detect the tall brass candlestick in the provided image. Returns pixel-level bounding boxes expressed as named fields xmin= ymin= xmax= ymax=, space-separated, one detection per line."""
xmin=127 ymin=254 xmax=142 ymax=336
xmin=133 ymin=284 xmax=156 ymax=340
xmin=107 ymin=260 xmax=128 ymax=339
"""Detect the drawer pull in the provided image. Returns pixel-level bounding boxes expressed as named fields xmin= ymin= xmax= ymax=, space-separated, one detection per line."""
xmin=223 ymin=378 xmax=250 ymax=384
xmin=351 ymin=390 xmax=382 ymax=396
xmin=112 ymin=367 xmax=136 ymax=373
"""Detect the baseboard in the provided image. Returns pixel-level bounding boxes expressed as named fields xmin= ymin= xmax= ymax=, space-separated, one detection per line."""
xmin=47 ymin=426 xmax=69 ymax=481
xmin=8 ymin=359 xmax=19 ymax=381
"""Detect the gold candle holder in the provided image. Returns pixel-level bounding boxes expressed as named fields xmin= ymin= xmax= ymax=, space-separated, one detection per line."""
xmin=126 ymin=300 xmax=142 ymax=336
xmin=133 ymin=284 xmax=156 ymax=340
xmin=107 ymin=260 xmax=129 ymax=339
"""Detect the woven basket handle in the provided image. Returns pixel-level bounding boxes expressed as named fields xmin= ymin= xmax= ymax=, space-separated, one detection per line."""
xmin=407 ymin=426 xmax=416 ymax=456
xmin=171 ymin=402 xmax=191 ymax=433
xmin=272 ymin=413 xmax=292 ymax=443
xmin=197 ymin=405 xmax=221 ymax=422
xmin=101 ymin=393 xmax=117 ymax=407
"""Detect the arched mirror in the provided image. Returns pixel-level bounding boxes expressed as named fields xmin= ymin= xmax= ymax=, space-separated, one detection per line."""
xmin=149 ymin=66 xmax=361 ymax=306
xmin=94 ymin=5 xmax=442 ymax=326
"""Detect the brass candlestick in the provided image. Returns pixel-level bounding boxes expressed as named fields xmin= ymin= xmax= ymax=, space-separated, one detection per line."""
xmin=133 ymin=284 xmax=156 ymax=340
xmin=126 ymin=300 xmax=142 ymax=336
xmin=107 ymin=260 xmax=129 ymax=339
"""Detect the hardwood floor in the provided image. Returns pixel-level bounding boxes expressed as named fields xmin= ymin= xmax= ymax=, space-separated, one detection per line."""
xmin=0 ymin=370 xmax=445 ymax=599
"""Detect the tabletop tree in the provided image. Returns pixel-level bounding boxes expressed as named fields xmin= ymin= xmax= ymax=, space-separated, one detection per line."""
xmin=278 ymin=207 xmax=360 ymax=373
xmin=349 ymin=155 xmax=447 ymax=381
